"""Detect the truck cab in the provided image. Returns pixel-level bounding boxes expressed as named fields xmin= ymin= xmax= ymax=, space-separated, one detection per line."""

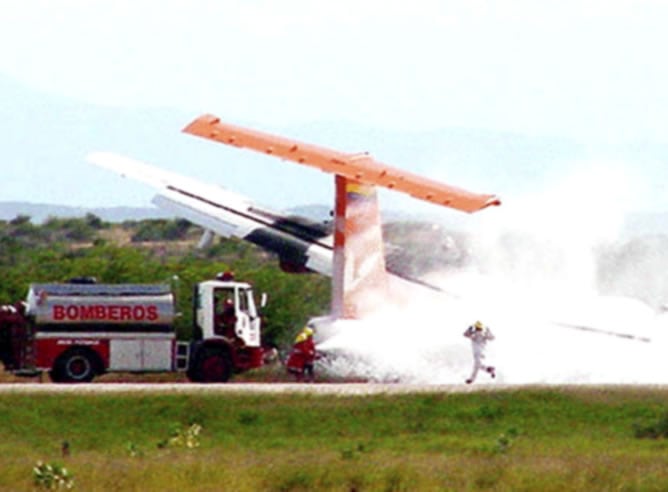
xmin=186 ymin=275 xmax=268 ymax=382
xmin=194 ymin=279 xmax=264 ymax=347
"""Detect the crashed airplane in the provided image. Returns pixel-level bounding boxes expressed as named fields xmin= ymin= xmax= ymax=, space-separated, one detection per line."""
xmin=89 ymin=115 xmax=664 ymax=386
xmin=88 ymin=114 xmax=500 ymax=322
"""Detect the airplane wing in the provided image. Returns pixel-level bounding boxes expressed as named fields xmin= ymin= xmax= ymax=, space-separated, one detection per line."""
xmin=87 ymin=151 xmax=466 ymax=294
xmin=87 ymin=152 xmax=334 ymax=275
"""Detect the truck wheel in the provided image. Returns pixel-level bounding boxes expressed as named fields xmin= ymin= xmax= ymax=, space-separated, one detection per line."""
xmin=190 ymin=348 xmax=231 ymax=383
xmin=50 ymin=348 xmax=98 ymax=383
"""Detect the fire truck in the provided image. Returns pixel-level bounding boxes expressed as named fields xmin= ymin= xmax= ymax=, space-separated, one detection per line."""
xmin=0 ymin=274 xmax=268 ymax=383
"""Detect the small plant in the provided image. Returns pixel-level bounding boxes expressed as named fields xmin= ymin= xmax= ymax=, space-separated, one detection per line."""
xmin=495 ymin=433 xmax=512 ymax=453
xmin=126 ymin=441 xmax=143 ymax=458
xmin=633 ymin=412 xmax=668 ymax=439
xmin=158 ymin=422 xmax=203 ymax=449
xmin=495 ymin=428 xmax=519 ymax=454
xmin=340 ymin=447 xmax=356 ymax=460
xmin=33 ymin=461 xmax=74 ymax=490
xmin=273 ymin=469 xmax=316 ymax=491
xmin=340 ymin=442 xmax=369 ymax=460
xmin=477 ymin=404 xmax=504 ymax=421
xmin=237 ymin=411 xmax=260 ymax=426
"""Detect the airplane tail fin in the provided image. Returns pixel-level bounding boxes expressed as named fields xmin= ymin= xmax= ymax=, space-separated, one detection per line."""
xmin=181 ymin=114 xmax=501 ymax=320
xmin=332 ymin=176 xmax=388 ymax=319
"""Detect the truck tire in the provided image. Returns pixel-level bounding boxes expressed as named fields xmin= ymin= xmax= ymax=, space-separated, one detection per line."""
xmin=190 ymin=348 xmax=232 ymax=383
xmin=50 ymin=348 xmax=99 ymax=383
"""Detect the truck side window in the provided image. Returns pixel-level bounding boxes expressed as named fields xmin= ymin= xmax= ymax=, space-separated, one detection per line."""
xmin=214 ymin=288 xmax=236 ymax=337
xmin=238 ymin=291 xmax=249 ymax=313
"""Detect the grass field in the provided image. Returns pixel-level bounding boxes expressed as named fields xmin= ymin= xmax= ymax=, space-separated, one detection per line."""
xmin=2 ymin=386 xmax=668 ymax=491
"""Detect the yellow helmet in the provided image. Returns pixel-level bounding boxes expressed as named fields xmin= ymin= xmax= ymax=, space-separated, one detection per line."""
xmin=303 ymin=327 xmax=314 ymax=337
xmin=295 ymin=333 xmax=307 ymax=343
xmin=474 ymin=320 xmax=484 ymax=330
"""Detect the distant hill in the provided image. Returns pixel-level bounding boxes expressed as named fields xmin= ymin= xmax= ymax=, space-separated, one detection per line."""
xmin=0 ymin=201 xmax=173 ymax=223
xmin=0 ymin=201 xmax=396 ymax=225
xmin=2 ymin=201 xmax=667 ymax=238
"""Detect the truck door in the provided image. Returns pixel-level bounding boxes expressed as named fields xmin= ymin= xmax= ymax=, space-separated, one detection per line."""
xmin=235 ymin=289 xmax=260 ymax=347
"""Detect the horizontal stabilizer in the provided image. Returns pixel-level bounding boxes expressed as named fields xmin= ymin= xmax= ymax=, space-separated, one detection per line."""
xmin=183 ymin=115 xmax=501 ymax=213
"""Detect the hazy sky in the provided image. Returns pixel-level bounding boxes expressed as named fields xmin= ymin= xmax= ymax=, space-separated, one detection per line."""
xmin=3 ymin=0 xmax=667 ymax=139
xmin=1 ymin=1 xmax=667 ymax=212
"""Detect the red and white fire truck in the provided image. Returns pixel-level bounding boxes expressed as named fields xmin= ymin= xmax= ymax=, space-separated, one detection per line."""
xmin=0 ymin=274 xmax=269 ymax=383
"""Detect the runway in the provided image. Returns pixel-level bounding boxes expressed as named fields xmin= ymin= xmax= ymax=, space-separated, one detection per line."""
xmin=0 ymin=382 xmax=666 ymax=395
xmin=0 ymin=382 xmax=502 ymax=395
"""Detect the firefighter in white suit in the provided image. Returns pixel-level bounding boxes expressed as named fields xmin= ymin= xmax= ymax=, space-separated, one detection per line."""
xmin=463 ymin=320 xmax=496 ymax=384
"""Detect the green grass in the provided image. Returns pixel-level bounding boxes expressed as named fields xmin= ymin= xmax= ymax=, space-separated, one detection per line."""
xmin=2 ymin=387 xmax=668 ymax=491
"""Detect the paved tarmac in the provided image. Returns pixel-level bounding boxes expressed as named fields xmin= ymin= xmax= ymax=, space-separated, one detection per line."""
xmin=0 ymin=383 xmax=665 ymax=394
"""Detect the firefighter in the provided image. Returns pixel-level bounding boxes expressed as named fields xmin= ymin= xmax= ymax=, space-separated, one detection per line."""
xmin=286 ymin=325 xmax=317 ymax=382
xmin=463 ymin=320 xmax=496 ymax=384
xmin=216 ymin=298 xmax=237 ymax=338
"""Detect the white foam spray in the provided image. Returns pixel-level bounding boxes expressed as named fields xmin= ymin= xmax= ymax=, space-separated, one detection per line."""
xmin=317 ymin=163 xmax=668 ymax=384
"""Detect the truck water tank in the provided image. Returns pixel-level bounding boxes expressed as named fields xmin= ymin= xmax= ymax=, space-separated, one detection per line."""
xmin=25 ymin=283 xmax=175 ymax=329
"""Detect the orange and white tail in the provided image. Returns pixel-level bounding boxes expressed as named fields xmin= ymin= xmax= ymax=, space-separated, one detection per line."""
xmin=332 ymin=176 xmax=388 ymax=319
xmin=182 ymin=114 xmax=501 ymax=320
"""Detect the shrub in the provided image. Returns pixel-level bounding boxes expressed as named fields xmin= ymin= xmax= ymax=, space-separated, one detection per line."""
xmin=131 ymin=219 xmax=192 ymax=242
xmin=633 ymin=412 xmax=668 ymax=439
xmin=33 ymin=461 xmax=74 ymax=490
xmin=157 ymin=423 xmax=203 ymax=449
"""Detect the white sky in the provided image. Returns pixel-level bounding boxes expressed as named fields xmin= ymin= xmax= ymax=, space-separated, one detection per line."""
xmin=0 ymin=1 xmax=667 ymax=213
xmin=2 ymin=0 xmax=667 ymax=141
